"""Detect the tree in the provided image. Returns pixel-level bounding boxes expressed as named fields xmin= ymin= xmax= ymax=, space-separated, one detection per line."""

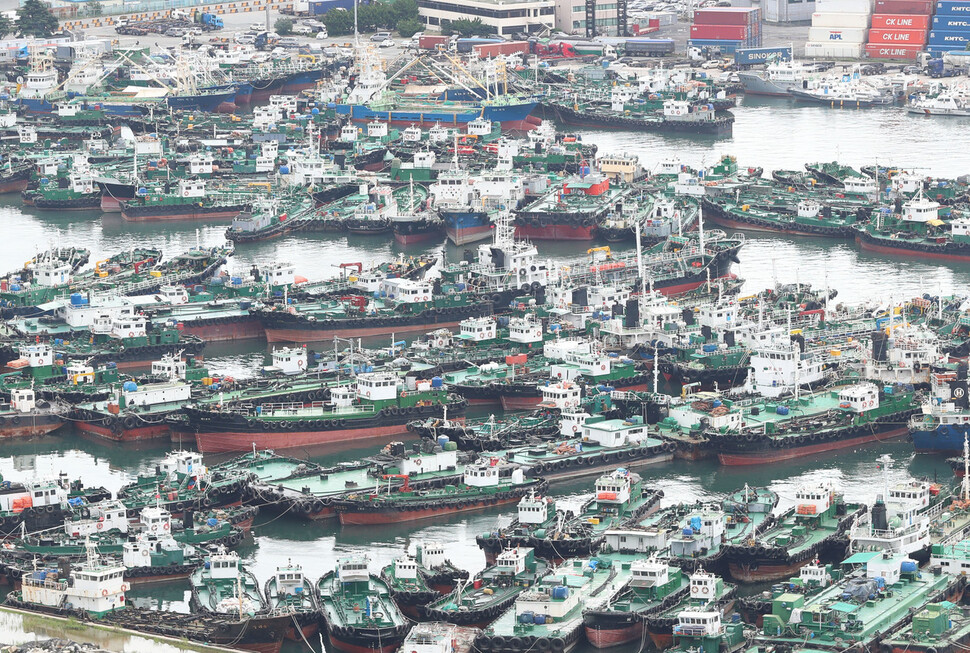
xmin=88 ymin=1 xmax=104 ymax=17
xmin=396 ymin=17 xmax=421 ymax=38
xmin=274 ymin=17 xmax=293 ymax=35
xmin=0 ymin=15 xmax=12 ymax=39
xmin=322 ymin=8 xmax=354 ymax=36
xmin=17 ymin=0 xmax=59 ymax=37
xmin=391 ymin=0 xmax=418 ymax=22
xmin=441 ymin=18 xmax=494 ymax=37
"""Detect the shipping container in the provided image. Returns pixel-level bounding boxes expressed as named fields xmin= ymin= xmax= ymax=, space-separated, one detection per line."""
xmin=812 ymin=12 xmax=871 ymax=27
xmin=804 ymin=41 xmax=866 ymax=57
xmin=734 ymin=46 xmax=793 ymax=65
xmin=865 ymin=42 xmax=924 ymax=57
xmin=643 ymin=11 xmax=677 ymax=26
xmin=690 ymin=24 xmax=749 ymax=39
xmin=932 ymin=14 xmax=970 ymax=26
xmin=688 ymin=38 xmax=754 ymax=53
xmin=807 ymin=26 xmax=869 ymax=42
xmin=875 ymin=0 xmax=934 ymax=12
xmin=928 ymin=28 xmax=970 ymax=44
xmin=693 ymin=7 xmax=761 ymax=25
xmin=872 ymin=13 xmax=931 ymax=27
xmin=309 ymin=0 xmax=355 ymax=14
xmin=936 ymin=1 xmax=970 ymax=14
xmin=474 ymin=41 xmax=530 ymax=58
xmin=868 ymin=27 xmax=929 ymax=41
xmin=623 ymin=38 xmax=676 ymax=55
xmin=418 ymin=35 xmax=449 ymax=49
xmin=815 ymin=0 xmax=873 ymax=15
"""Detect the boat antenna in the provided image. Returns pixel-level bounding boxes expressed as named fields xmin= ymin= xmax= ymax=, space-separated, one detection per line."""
xmin=652 ymin=344 xmax=659 ymax=395
xmin=697 ymin=202 xmax=705 ymax=255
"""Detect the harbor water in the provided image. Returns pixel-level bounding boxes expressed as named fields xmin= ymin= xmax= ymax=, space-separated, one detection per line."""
xmin=2 ymin=95 xmax=970 ymax=652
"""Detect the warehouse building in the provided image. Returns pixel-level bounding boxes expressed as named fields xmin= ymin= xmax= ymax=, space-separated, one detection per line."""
xmin=417 ymin=0 xmax=555 ymax=36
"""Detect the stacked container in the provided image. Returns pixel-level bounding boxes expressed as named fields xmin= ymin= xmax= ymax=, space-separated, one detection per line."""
xmin=865 ymin=0 xmax=934 ymax=58
xmin=805 ymin=0 xmax=872 ymax=59
xmin=928 ymin=1 xmax=970 ymax=55
xmin=688 ymin=7 xmax=762 ymax=54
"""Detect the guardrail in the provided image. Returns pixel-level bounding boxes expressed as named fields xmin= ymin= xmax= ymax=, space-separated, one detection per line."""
xmin=60 ymin=1 xmax=295 ymax=31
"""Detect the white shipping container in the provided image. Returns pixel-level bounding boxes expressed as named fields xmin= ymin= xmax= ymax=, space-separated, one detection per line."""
xmin=804 ymin=41 xmax=865 ymax=58
xmin=811 ymin=12 xmax=871 ymax=28
xmin=807 ymin=26 xmax=869 ymax=43
xmin=643 ymin=11 xmax=676 ymax=26
xmin=815 ymin=0 xmax=872 ymax=14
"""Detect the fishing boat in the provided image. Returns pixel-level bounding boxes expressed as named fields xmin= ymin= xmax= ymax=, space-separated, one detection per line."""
xmin=750 ymin=552 xmax=964 ymax=652
xmin=856 ymin=190 xmax=970 ymax=262
xmin=477 ymin=469 xmax=663 ymax=562
xmin=402 ymin=623 xmax=481 ymax=653
xmin=722 ymin=481 xmax=864 ymax=583
xmin=474 ymin=555 xmax=635 ymax=653
xmin=7 ymin=543 xmax=128 ymax=617
xmin=706 ymin=381 xmax=919 ymax=466
xmin=264 ymin=561 xmax=320 ymax=641
xmin=317 ymin=555 xmax=411 ymax=653
xmin=542 ymin=97 xmax=734 ymax=136
xmin=226 ymin=194 xmax=315 ymax=244
xmin=181 ymin=371 xmax=468 ymax=453
xmin=909 ymin=368 xmax=970 ymax=454
xmin=642 ymin=570 xmax=736 ymax=649
xmin=582 ymin=557 xmax=689 ymax=648
xmin=381 ymin=555 xmax=440 ymax=618
xmin=334 ymin=464 xmax=544 ymax=525
xmin=190 ymin=548 xmax=292 ymax=653
xmin=418 ymin=546 xmax=550 ymax=627
xmin=256 ymin=278 xmax=494 ymax=343
xmin=120 ymin=179 xmax=252 ymax=222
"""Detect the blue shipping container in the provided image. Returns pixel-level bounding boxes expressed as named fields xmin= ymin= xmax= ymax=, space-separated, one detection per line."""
xmin=932 ymin=16 xmax=970 ymax=28
xmin=928 ymin=29 xmax=970 ymax=45
xmin=735 ymin=46 xmax=793 ymax=65
xmin=936 ymin=1 xmax=970 ymax=15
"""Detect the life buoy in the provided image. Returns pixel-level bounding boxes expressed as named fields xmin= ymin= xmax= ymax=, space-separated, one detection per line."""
xmin=414 ymin=458 xmax=422 ymax=465
xmin=572 ymin=425 xmax=578 ymax=432
xmin=423 ymin=296 xmax=428 ymax=301
xmin=96 ymin=522 xmax=103 ymax=530
xmin=298 ymin=359 xmax=305 ymax=368
xmin=163 ymin=522 xmax=169 ymax=530
xmin=600 ymin=364 xmax=606 ymax=370
xmin=102 ymin=589 xmax=108 ymax=597
xmin=128 ymin=332 xmax=134 ymax=337
xmin=159 ymin=158 xmax=168 ymax=168
xmin=151 ymin=524 xmax=158 ymax=532
xmin=701 ymin=586 xmax=709 ymax=594
xmin=120 ymin=584 xmax=128 ymax=592
xmin=142 ymin=549 xmax=149 ymax=557
xmin=366 ymin=390 xmax=371 ymax=397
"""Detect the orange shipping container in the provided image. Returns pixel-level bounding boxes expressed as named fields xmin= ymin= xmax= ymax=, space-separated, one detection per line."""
xmin=871 ymin=13 xmax=930 ymax=29
xmin=867 ymin=27 xmax=928 ymax=42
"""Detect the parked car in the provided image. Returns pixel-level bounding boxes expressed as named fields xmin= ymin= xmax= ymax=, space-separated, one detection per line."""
xmin=315 ymin=29 xmax=330 ymax=39
xmin=250 ymin=22 xmax=264 ymax=31
xmin=292 ymin=24 xmax=315 ymax=35
xmin=370 ymin=31 xmax=391 ymax=42
xmin=279 ymin=37 xmax=301 ymax=48
xmin=235 ymin=33 xmax=256 ymax=44
xmin=378 ymin=38 xmax=395 ymax=48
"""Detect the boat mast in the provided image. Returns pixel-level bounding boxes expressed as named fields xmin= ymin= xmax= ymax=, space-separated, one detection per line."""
xmin=960 ymin=433 xmax=970 ymax=502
